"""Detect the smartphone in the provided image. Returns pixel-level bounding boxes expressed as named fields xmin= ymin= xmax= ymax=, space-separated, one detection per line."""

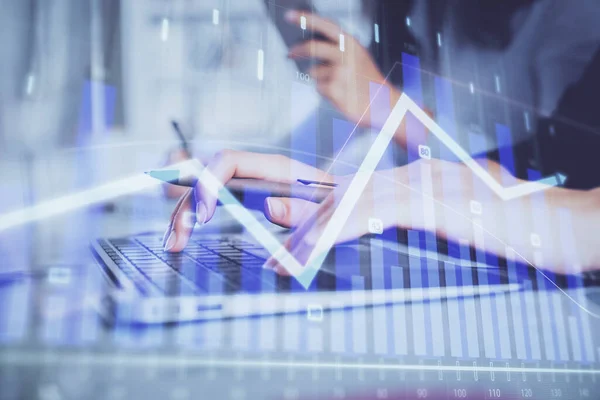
xmin=264 ymin=0 xmax=331 ymax=72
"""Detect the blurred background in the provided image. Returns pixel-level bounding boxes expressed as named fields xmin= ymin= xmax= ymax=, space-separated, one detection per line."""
xmin=2 ymin=1 xmax=600 ymax=399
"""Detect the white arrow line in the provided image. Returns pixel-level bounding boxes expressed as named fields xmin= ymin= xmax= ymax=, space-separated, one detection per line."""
xmin=401 ymin=95 xmax=565 ymax=201
xmin=194 ymin=93 xmax=565 ymax=288
xmin=0 ymin=161 xmax=193 ymax=233
xmin=294 ymin=94 xmax=564 ymax=287
xmin=0 ymin=94 xmax=565 ymax=289
xmin=0 ymin=175 xmax=160 ymax=232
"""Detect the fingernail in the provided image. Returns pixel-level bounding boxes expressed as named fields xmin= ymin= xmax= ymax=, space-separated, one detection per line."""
xmin=284 ymin=10 xmax=297 ymax=22
xmin=196 ymin=202 xmax=207 ymax=224
xmin=262 ymin=258 xmax=275 ymax=270
xmin=162 ymin=225 xmax=172 ymax=247
xmin=272 ymin=265 xmax=286 ymax=275
xmin=266 ymin=198 xmax=286 ymax=220
xmin=164 ymin=231 xmax=177 ymax=252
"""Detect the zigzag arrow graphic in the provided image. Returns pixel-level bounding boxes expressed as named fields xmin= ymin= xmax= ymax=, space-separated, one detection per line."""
xmin=0 ymin=94 xmax=565 ymax=289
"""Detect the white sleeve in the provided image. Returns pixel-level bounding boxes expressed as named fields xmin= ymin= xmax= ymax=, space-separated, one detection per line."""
xmin=531 ymin=0 xmax=600 ymax=115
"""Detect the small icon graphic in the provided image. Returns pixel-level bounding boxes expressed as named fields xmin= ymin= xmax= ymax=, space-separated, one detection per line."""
xmin=418 ymin=144 xmax=431 ymax=160
xmin=306 ymin=304 xmax=323 ymax=322
xmin=470 ymin=200 xmax=482 ymax=215
xmin=530 ymin=233 xmax=541 ymax=248
xmin=48 ymin=267 xmax=71 ymax=285
xmin=368 ymin=218 xmax=384 ymax=234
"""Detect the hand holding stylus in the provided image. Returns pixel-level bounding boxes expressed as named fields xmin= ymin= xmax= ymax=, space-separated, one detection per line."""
xmin=164 ymin=150 xmax=600 ymax=277
xmin=286 ymin=11 xmax=401 ymax=129
xmin=162 ymin=150 xmax=334 ymax=252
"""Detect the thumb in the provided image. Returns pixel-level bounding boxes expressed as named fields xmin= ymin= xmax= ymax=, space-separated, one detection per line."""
xmin=264 ymin=197 xmax=320 ymax=228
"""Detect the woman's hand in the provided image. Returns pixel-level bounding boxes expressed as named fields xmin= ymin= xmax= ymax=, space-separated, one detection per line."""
xmin=264 ymin=158 xmax=600 ymax=276
xmin=264 ymin=158 xmax=502 ymax=273
xmin=162 ymin=150 xmax=332 ymax=252
xmin=285 ymin=11 xmax=401 ymax=129
xmin=164 ymin=149 xmax=600 ymax=276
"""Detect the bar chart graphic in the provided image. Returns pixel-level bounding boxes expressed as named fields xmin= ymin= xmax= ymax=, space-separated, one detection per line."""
xmin=0 ymin=70 xmax=572 ymax=292
xmin=202 ymin=85 xmax=568 ymax=289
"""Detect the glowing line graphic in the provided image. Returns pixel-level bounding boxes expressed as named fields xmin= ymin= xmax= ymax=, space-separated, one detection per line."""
xmin=0 ymin=161 xmax=192 ymax=233
xmin=0 ymin=176 xmax=157 ymax=232
xmin=404 ymin=96 xmax=566 ymax=200
xmin=249 ymin=94 xmax=566 ymax=288
xmin=2 ymin=350 xmax=599 ymax=375
xmin=0 ymin=95 xmax=566 ymax=290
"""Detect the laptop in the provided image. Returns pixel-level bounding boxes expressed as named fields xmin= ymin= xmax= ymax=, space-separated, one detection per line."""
xmin=91 ymin=230 xmax=521 ymax=324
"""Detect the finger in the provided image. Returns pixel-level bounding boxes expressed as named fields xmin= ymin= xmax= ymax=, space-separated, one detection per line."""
xmin=288 ymin=40 xmax=341 ymax=64
xmin=265 ymin=182 xmax=402 ymax=276
xmin=164 ymin=189 xmax=196 ymax=252
xmin=264 ymin=195 xmax=337 ymax=275
xmin=266 ymin=218 xmax=328 ymax=277
xmin=264 ymin=197 xmax=320 ymax=228
xmin=284 ymin=11 xmax=343 ymax=43
xmin=163 ymin=188 xmax=193 ymax=246
xmin=307 ymin=65 xmax=331 ymax=82
xmin=195 ymin=149 xmax=333 ymax=224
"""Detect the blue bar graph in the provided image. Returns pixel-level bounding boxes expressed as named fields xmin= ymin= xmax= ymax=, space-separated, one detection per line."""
xmin=290 ymin=82 xmax=318 ymax=299
xmin=459 ymin=244 xmax=481 ymax=358
xmin=332 ymin=118 xmax=359 ymax=176
xmin=283 ymin=296 xmax=301 ymax=353
xmin=417 ymin=161 xmax=446 ymax=357
xmin=0 ymin=283 xmax=31 ymax=344
xmin=401 ymin=53 xmax=426 ymax=163
xmin=468 ymin=133 xmax=500 ymax=360
xmin=407 ymin=231 xmax=430 ymax=356
xmin=330 ymin=306 xmax=346 ymax=354
xmin=495 ymin=124 xmax=537 ymax=361
xmin=351 ymin=276 xmax=367 ymax=353
xmin=332 ymin=116 xmax=362 ymax=355
xmin=390 ymin=266 xmax=408 ymax=355
xmin=370 ymin=239 xmax=388 ymax=355
xmin=290 ymin=81 xmax=317 ymax=168
xmin=443 ymin=262 xmax=464 ymax=357
xmin=557 ymin=209 xmax=595 ymax=363
xmin=526 ymin=169 xmax=563 ymax=362
xmin=78 ymin=268 xmax=101 ymax=345
xmin=435 ymin=76 xmax=464 ymax=260
xmin=307 ymin=325 xmax=323 ymax=353
xmin=506 ymin=257 xmax=532 ymax=360
xmin=206 ymin=274 xmax=225 ymax=350
xmin=434 ymin=77 xmax=469 ymax=359
xmin=368 ymin=82 xmax=396 ymax=356
xmin=369 ymin=82 xmax=391 ymax=134
xmin=402 ymin=54 xmax=438 ymax=358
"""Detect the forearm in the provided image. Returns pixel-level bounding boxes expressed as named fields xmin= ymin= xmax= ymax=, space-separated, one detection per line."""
xmin=397 ymin=158 xmax=600 ymax=274
xmin=485 ymin=187 xmax=600 ymax=274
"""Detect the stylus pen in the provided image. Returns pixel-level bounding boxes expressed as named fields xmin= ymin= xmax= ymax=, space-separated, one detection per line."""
xmin=145 ymin=169 xmax=335 ymax=202
xmin=170 ymin=120 xmax=191 ymax=157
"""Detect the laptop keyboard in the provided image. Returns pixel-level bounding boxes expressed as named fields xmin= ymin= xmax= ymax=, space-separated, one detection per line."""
xmin=97 ymin=236 xmax=280 ymax=296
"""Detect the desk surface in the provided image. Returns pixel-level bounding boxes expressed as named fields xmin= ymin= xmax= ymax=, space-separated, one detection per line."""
xmin=1 ymin=195 xmax=600 ymax=399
